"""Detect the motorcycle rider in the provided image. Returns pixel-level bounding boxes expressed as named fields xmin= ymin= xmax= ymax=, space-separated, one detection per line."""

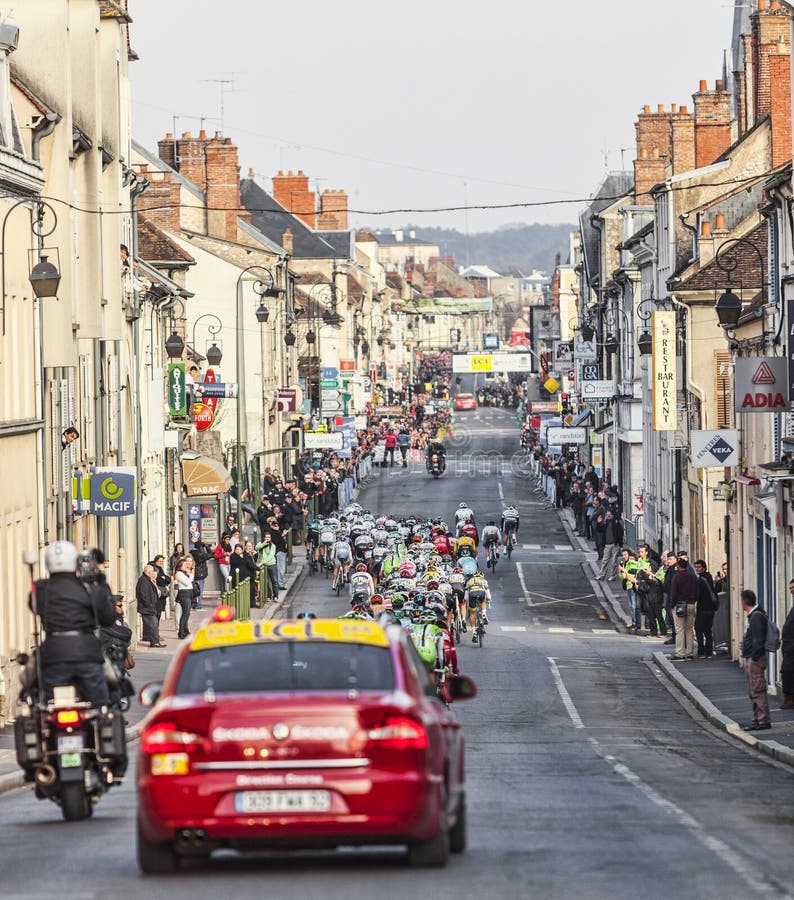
xmin=425 ymin=438 xmax=446 ymax=474
xmin=30 ymin=541 xmax=116 ymax=707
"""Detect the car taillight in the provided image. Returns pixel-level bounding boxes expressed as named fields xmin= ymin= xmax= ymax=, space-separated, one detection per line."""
xmin=55 ymin=709 xmax=81 ymax=727
xmin=368 ymin=716 xmax=428 ymax=750
xmin=140 ymin=721 xmax=202 ymax=755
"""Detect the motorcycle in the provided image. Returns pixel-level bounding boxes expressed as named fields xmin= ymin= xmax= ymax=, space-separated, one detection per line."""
xmin=428 ymin=453 xmax=446 ymax=478
xmin=13 ymin=653 xmax=128 ymax=821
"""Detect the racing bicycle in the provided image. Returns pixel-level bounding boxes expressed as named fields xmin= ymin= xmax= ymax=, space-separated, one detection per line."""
xmin=505 ymin=530 xmax=516 ymax=559
xmin=486 ymin=542 xmax=498 ymax=573
xmin=474 ymin=607 xmax=486 ymax=648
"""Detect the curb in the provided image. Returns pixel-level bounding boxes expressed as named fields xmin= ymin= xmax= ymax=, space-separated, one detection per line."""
xmin=652 ymin=651 xmax=794 ymax=768
xmin=0 ymin=771 xmax=23 ymax=796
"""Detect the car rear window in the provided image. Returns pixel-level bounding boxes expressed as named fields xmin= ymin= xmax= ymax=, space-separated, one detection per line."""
xmin=175 ymin=641 xmax=395 ymax=695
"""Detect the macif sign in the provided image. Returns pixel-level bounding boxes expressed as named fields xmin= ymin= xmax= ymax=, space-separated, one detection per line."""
xmin=734 ymin=358 xmax=789 ymax=413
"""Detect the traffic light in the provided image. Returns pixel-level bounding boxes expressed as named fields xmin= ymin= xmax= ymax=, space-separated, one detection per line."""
xmin=560 ymin=392 xmax=569 ymax=415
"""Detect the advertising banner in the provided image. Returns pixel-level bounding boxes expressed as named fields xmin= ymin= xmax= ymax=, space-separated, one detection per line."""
xmin=89 ymin=466 xmax=137 ymax=517
xmin=168 ymin=363 xmax=186 ymax=416
xmin=690 ymin=429 xmax=740 ymax=467
xmin=734 ymin=357 xmax=789 ymax=413
xmin=651 ymin=311 xmax=676 ymax=431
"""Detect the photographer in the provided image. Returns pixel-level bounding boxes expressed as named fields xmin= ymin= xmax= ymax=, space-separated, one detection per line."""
xmin=99 ymin=595 xmax=134 ymax=709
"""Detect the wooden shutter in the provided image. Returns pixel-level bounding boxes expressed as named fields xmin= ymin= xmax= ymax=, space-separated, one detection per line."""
xmin=714 ymin=349 xmax=731 ymax=429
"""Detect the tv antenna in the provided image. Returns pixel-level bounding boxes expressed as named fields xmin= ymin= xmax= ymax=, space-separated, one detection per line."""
xmin=201 ymin=76 xmax=241 ymax=135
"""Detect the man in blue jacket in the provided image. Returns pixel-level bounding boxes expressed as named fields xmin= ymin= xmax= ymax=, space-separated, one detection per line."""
xmin=740 ymin=589 xmax=771 ymax=731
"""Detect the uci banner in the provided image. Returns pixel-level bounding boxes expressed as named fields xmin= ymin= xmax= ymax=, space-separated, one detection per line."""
xmin=89 ymin=466 xmax=137 ymax=516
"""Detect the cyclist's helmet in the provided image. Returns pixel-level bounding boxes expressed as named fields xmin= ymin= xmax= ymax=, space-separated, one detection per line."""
xmin=296 ymin=610 xmax=317 ymax=619
xmin=458 ymin=502 xmax=467 ymax=509
xmin=487 ymin=520 xmax=495 ymax=526
xmin=370 ymin=594 xmax=384 ymax=606
xmin=390 ymin=594 xmax=406 ymax=610
xmin=355 ymin=563 xmax=368 ymax=572
xmin=420 ymin=609 xmax=437 ymax=624
xmin=425 ymin=579 xmax=440 ymax=591
xmin=453 ymin=566 xmax=464 ymax=574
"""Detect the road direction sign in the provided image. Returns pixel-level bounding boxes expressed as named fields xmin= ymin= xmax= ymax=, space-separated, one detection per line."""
xmin=546 ymin=426 xmax=587 ymax=445
xmin=320 ymin=367 xmax=338 ymax=380
xmin=321 ymin=379 xmax=339 ymax=389
xmin=580 ymin=379 xmax=615 ymax=400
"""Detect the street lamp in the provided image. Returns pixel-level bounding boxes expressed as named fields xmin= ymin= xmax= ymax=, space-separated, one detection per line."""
xmin=165 ymin=330 xmax=185 ymax=359
xmin=235 ymin=264 xmax=285 ymax=499
xmin=713 ymin=236 xmax=767 ymax=337
xmin=714 ymin=287 xmax=742 ymax=329
xmin=2 ymin=199 xmax=61 ymax=334
xmin=192 ymin=313 xmax=223 ymax=366
xmin=255 ymin=302 xmax=270 ymax=324
xmin=637 ymin=328 xmax=653 ymax=356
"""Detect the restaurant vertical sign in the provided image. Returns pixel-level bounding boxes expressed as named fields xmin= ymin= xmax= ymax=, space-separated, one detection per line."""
xmin=651 ymin=310 xmax=677 ymax=431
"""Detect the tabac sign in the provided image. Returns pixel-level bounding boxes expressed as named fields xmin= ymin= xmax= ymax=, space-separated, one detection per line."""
xmin=734 ymin=357 xmax=789 ymax=413
xmin=651 ymin=311 xmax=676 ymax=431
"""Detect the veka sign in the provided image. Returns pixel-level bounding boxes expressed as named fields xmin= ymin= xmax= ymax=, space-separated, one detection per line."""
xmin=690 ymin=430 xmax=740 ymax=468
xmin=734 ymin=357 xmax=790 ymax=413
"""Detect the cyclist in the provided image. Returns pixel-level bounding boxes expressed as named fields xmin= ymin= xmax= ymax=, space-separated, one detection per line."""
xmin=481 ymin=520 xmax=501 ymax=561
xmin=454 ymin=502 xmax=475 ymax=537
xmin=409 ymin=610 xmax=446 ymax=684
xmin=318 ymin=520 xmax=336 ymax=567
xmin=459 ymin=518 xmax=479 ymax=546
xmin=350 ymin=562 xmax=375 ymax=603
xmin=448 ymin=565 xmax=467 ymax=631
xmin=466 ymin=570 xmax=491 ymax=640
xmin=305 ymin=518 xmax=321 ymax=567
xmin=331 ymin=533 xmax=353 ymax=587
xmin=454 ymin=533 xmax=476 ymax=560
xmin=432 ymin=527 xmax=453 ymax=557
xmin=501 ymin=504 xmax=520 ymax=546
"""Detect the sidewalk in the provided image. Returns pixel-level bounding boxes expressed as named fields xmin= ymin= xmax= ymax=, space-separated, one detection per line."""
xmin=555 ymin=503 xmax=794 ymax=768
xmin=0 ymin=559 xmax=305 ymax=795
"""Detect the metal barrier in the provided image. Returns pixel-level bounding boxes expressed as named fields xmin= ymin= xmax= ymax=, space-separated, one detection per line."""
xmin=222 ymin=576 xmax=251 ymax=621
xmin=258 ymin=565 xmax=273 ymax=605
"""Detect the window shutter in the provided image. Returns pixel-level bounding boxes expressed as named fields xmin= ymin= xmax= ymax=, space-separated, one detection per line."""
xmin=714 ymin=350 xmax=731 ymax=429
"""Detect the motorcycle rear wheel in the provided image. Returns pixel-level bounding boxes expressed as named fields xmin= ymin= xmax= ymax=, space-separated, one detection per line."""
xmin=61 ymin=781 xmax=90 ymax=821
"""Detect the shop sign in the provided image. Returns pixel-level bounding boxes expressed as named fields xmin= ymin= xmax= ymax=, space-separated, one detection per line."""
xmin=734 ymin=357 xmax=789 ymax=413
xmin=651 ymin=311 xmax=676 ymax=431
xmin=168 ymin=363 xmax=186 ymax=416
xmin=194 ymin=402 xmax=214 ymax=432
xmin=89 ymin=466 xmax=137 ymax=516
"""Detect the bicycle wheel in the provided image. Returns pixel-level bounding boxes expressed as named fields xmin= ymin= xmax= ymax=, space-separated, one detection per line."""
xmin=336 ymin=571 xmax=343 ymax=596
xmin=323 ymin=554 xmax=330 ymax=578
xmin=477 ymin=620 xmax=484 ymax=648
xmin=490 ymin=551 xmax=497 ymax=574
xmin=506 ymin=536 xmax=513 ymax=559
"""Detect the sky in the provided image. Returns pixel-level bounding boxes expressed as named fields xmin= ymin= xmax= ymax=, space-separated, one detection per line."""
xmin=129 ymin=0 xmax=735 ymax=233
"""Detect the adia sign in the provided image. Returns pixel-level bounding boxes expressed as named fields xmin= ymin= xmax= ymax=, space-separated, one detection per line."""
xmin=734 ymin=358 xmax=790 ymax=413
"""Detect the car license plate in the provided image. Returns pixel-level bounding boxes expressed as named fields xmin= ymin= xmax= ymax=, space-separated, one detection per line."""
xmin=235 ymin=790 xmax=331 ymax=813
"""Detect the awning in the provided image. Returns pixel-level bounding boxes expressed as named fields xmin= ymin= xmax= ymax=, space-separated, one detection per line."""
xmin=733 ymin=473 xmax=761 ymax=486
xmin=181 ymin=454 xmax=233 ymax=497
xmin=594 ymin=419 xmax=614 ymax=435
xmin=571 ymin=407 xmax=593 ymax=427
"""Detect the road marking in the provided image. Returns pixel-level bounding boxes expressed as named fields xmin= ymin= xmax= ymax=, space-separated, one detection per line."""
xmin=516 ymin=561 xmax=533 ymax=606
xmin=500 ymin=625 xmax=527 ymax=632
xmin=587 ymin=737 xmax=781 ymax=896
xmin=498 ymin=481 xmax=504 ymax=500
xmin=523 ymin=543 xmax=541 ymax=550
xmin=547 ymin=657 xmax=584 ymax=728
xmin=554 ymin=544 xmax=570 ymax=551
xmin=548 ymin=627 xmax=575 ymax=633
xmin=591 ymin=629 xmax=614 ymax=634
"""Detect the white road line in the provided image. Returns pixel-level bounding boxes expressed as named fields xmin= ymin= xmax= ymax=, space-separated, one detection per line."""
xmin=591 ymin=629 xmax=614 ymax=634
xmin=591 ymin=738 xmax=780 ymax=896
xmin=500 ymin=625 xmax=527 ymax=632
xmin=516 ymin=561 xmax=533 ymax=606
xmin=553 ymin=544 xmax=570 ymax=551
xmin=548 ymin=627 xmax=575 ymax=633
xmin=498 ymin=481 xmax=504 ymax=501
xmin=523 ymin=543 xmax=541 ymax=550
xmin=547 ymin=657 xmax=584 ymax=728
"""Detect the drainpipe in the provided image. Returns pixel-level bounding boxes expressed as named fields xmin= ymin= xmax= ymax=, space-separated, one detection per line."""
xmin=31 ymin=113 xmax=59 ymax=162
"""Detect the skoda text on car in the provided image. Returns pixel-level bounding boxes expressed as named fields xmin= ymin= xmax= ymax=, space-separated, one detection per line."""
xmin=136 ymin=611 xmax=476 ymax=873
xmin=453 ymin=393 xmax=477 ymax=412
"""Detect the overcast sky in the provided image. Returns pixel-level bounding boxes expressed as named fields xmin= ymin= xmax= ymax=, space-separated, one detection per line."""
xmin=130 ymin=0 xmax=733 ymax=233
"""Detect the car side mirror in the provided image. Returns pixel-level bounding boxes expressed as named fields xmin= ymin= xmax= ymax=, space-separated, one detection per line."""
xmin=139 ymin=681 xmax=163 ymax=707
xmin=443 ymin=675 xmax=477 ymax=702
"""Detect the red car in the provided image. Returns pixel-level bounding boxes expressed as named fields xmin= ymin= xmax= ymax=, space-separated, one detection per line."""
xmin=136 ymin=612 xmax=476 ymax=873
xmin=453 ymin=393 xmax=477 ymax=411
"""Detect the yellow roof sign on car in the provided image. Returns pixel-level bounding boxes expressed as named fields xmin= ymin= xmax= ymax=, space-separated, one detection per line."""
xmin=190 ymin=617 xmax=390 ymax=651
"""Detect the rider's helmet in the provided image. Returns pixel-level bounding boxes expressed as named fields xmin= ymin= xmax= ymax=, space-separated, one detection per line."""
xmin=431 ymin=601 xmax=448 ymax=622
xmin=390 ymin=594 xmax=406 ymax=610
xmin=425 ymin=579 xmax=440 ymax=591
xmin=487 ymin=520 xmax=495 ymax=526
xmin=420 ymin=609 xmax=437 ymax=624
xmin=453 ymin=566 xmax=464 ymax=574
xmin=355 ymin=563 xmax=368 ymax=572
xmin=296 ymin=610 xmax=317 ymax=620
xmin=412 ymin=534 xmax=422 ymax=544
xmin=370 ymin=594 xmax=384 ymax=606
xmin=45 ymin=540 xmax=79 ymax=575
xmin=458 ymin=502 xmax=467 ymax=509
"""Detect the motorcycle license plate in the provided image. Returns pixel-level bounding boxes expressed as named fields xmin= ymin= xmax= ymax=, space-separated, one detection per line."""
xmin=58 ymin=735 xmax=83 ymax=768
xmin=235 ymin=790 xmax=331 ymax=813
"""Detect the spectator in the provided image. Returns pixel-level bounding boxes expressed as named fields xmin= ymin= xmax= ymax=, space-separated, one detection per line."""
xmin=255 ymin=532 xmax=279 ymax=601
xmin=189 ymin=540 xmax=212 ymax=610
xmin=229 ymin=544 xmax=247 ymax=587
xmin=136 ymin=563 xmax=165 ymax=648
xmin=694 ymin=559 xmax=718 ymax=658
xmin=174 ymin=556 xmax=194 ymax=641
xmin=151 ymin=554 xmax=170 ymax=623
xmin=670 ymin=557 xmax=699 ymax=660
xmin=780 ymin=580 xmax=794 ymax=709
xmin=740 ymin=589 xmax=771 ymax=730
xmin=168 ymin=542 xmax=184 ymax=578
xmin=595 ymin=510 xmax=623 ymax=581
xmin=714 ymin=562 xmax=729 ymax=595
xmin=214 ymin=534 xmax=232 ymax=591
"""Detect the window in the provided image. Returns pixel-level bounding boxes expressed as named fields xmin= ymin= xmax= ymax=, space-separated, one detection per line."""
xmin=714 ymin=350 xmax=731 ymax=429
xmin=175 ymin=641 xmax=395 ymax=695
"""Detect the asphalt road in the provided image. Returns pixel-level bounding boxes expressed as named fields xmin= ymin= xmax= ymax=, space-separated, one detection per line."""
xmin=3 ymin=406 xmax=794 ymax=899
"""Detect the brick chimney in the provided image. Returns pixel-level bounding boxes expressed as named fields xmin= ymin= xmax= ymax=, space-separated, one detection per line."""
xmin=159 ymin=130 xmax=212 ymax=191
xmin=281 ymin=227 xmax=294 ymax=255
xmin=317 ymin=189 xmax=349 ymax=231
xmin=670 ymin=105 xmax=695 ymax=174
xmin=272 ymin=170 xmax=316 ymax=229
xmin=634 ymin=104 xmax=672 ymax=201
xmin=699 ymin=218 xmax=716 ymax=264
xmin=770 ymin=51 xmax=792 ymax=166
xmin=693 ymin=80 xmax=732 ymax=167
xmin=750 ymin=0 xmax=791 ymax=123
xmin=136 ymin=170 xmax=181 ymax=231
xmin=205 ymin=134 xmax=241 ymax=241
